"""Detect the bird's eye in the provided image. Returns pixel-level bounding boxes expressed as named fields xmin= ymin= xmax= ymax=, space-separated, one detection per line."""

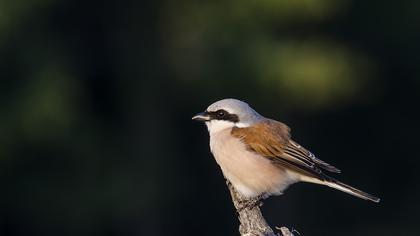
xmin=217 ymin=110 xmax=226 ymax=117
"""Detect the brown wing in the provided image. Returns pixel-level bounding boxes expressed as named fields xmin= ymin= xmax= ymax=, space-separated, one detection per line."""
xmin=231 ymin=119 xmax=340 ymax=179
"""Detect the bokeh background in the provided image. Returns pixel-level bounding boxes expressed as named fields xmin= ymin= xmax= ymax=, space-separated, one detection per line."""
xmin=1 ymin=0 xmax=419 ymax=235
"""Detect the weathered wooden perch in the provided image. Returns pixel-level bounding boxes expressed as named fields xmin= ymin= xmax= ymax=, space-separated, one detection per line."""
xmin=226 ymin=181 xmax=294 ymax=236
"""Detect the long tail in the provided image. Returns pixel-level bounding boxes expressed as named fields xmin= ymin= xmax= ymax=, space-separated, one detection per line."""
xmin=324 ymin=178 xmax=380 ymax=203
xmin=300 ymin=175 xmax=380 ymax=202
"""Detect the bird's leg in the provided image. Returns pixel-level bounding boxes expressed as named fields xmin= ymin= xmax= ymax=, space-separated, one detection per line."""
xmin=237 ymin=194 xmax=264 ymax=212
xmin=226 ymin=180 xmax=265 ymax=212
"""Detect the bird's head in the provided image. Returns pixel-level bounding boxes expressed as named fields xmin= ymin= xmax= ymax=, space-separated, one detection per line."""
xmin=192 ymin=98 xmax=262 ymax=134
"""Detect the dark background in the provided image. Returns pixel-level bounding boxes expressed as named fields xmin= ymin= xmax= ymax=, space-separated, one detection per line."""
xmin=1 ymin=0 xmax=419 ymax=235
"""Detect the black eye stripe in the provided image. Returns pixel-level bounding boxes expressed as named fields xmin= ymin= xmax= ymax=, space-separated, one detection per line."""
xmin=206 ymin=109 xmax=239 ymax=123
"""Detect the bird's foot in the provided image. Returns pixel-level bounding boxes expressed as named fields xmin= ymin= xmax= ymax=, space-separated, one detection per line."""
xmin=237 ymin=195 xmax=264 ymax=212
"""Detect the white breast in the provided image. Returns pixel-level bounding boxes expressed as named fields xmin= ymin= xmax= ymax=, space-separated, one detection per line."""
xmin=209 ymin=128 xmax=299 ymax=198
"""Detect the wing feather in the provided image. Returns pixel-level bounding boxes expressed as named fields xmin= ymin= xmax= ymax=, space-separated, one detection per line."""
xmin=231 ymin=119 xmax=340 ymax=180
xmin=231 ymin=119 xmax=380 ymax=202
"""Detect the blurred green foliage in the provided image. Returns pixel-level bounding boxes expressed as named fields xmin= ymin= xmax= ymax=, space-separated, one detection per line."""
xmin=162 ymin=0 xmax=376 ymax=109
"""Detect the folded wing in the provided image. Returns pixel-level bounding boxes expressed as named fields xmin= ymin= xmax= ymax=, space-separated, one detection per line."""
xmin=231 ymin=119 xmax=380 ymax=203
xmin=231 ymin=119 xmax=340 ymax=180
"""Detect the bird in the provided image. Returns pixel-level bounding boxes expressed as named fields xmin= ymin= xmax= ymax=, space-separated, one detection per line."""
xmin=192 ymin=98 xmax=380 ymax=203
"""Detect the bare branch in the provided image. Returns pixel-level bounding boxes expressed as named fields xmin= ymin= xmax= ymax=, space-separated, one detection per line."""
xmin=226 ymin=181 xmax=294 ymax=236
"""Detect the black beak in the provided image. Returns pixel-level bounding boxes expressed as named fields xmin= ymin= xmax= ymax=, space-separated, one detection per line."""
xmin=192 ymin=111 xmax=210 ymax=122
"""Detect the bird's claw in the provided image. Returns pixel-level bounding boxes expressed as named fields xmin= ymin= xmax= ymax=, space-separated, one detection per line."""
xmin=237 ymin=195 xmax=264 ymax=212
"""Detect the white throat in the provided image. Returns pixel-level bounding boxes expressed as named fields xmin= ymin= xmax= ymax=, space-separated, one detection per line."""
xmin=206 ymin=120 xmax=249 ymax=135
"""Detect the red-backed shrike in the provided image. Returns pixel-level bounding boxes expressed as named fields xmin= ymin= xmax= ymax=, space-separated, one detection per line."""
xmin=193 ymin=98 xmax=380 ymax=202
